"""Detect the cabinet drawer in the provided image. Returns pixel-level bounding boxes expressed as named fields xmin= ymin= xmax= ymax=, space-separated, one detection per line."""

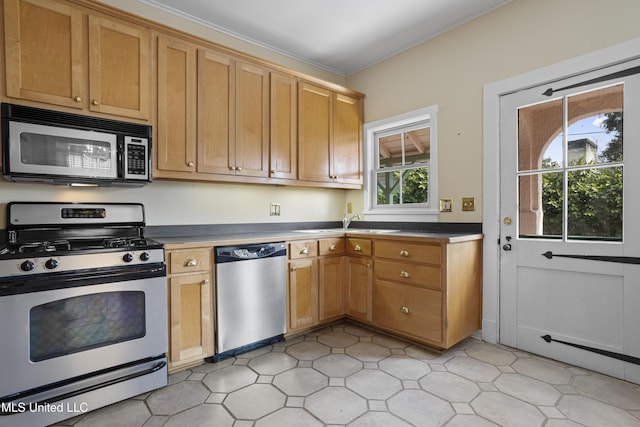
xmin=289 ymin=241 xmax=318 ymax=259
xmin=347 ymin=238 xmax=372 ymax=256
xmin=169 ymin=248 xmax=212 ymax=274
xmin=375 ymin=240 xmax=441 ymax=264
xmin=375 ymin=259 xmax=441 ymax=290
xmin=319 ymin=237 xmax=345 ymax=256
xmin=374 ymin=280 xmax=442 ymax=344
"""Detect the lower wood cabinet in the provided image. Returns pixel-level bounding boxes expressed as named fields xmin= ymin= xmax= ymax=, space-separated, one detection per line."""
xmin=318 ymin=237 xmax=346 ymax=321
xmin=288 ymin=257 xmax=318 ymax=331
xmin=166 ymin=247 xmax=214 ymax=372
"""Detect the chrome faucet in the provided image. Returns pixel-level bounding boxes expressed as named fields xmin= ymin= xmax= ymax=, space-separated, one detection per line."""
xmin=343 ymin=211 xmax=360 ymax=231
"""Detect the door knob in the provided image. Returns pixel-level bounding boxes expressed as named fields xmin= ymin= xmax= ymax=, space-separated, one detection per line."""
xmin=503 ymin=244 xmax=512 ymax=251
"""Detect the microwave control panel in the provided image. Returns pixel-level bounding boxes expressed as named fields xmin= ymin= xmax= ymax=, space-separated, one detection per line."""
xmin=124 ymin=136 xmax=149 ymax=181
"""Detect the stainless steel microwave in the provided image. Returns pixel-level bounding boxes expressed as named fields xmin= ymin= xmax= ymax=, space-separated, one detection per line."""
xmin=1 ymin=103 xmax=152 ymax=187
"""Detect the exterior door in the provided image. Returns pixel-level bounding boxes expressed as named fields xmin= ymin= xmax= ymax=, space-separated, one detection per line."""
xmin=499 ymin=59 xmax=640 ymax=383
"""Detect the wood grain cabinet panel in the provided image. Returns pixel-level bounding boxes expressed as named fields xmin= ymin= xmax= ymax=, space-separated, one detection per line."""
xmin=166 ymin=247 xmax=214 ymax=372
xmin=88 ymin=15 xmax=150 ymax=119
xmin=288 ymin=258 xmax=318 ymax=331
xmin=157 ymin=35 xmax=197 ymax=173
xmin=319 ymin=256 xmax=345 ymax=321
xmin=346 ymin=256 xmax=372 ymax=322
xmin=4 ymin=0 xmax=84 ymax=109
xmin=270 ymin=72 xmax=297 ymax=180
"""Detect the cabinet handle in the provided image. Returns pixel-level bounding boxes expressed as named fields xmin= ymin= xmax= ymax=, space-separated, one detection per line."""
xmin=329 ymin=244 xmax=336 ymax=251
xmin=91 ymin=99 xmax=100 ymax=106
xmin=185 ymin=259 xmax=198 ymax=267
xmin=236 ymin=167 xmax=242 ymax=171
xmin=300 ymin=247 xmax=309 ymax=255
xmin=354 ymin=245 xmax=362 ymax=252
xmin=401 ymin=306 xmax=410 ymax=314
xmin=187 ymin=161 xmax=194 ymax=167
xmin=400 ymin=270 xmax=410 ymax=278
xmin=271 ymin=170 xmax=277 ymax=174
xmin=201 ymin=279 xmax=209 ymax=285
xmin=74 ymin=96 xmax=82 ymax=102
xmin=400 ymin=250 xmax=409 ymax=257
xmin=367 ymin=263 xmax=371 ymax=268
xmin=229 ymin=166 xmax=236 ymax=170
xmin=291 ymin=266 xmax=297 ymax=271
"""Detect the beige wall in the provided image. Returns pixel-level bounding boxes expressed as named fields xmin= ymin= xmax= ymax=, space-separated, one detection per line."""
xmin=346 ymin=0 xmax=640 ymax=223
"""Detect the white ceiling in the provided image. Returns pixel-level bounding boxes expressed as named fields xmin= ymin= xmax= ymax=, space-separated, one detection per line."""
xmin=137 ymin=0 xmax=511 ymax=76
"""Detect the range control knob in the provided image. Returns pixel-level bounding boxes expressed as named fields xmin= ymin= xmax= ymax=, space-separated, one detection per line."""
xmin=20 ymin=260 xmax=35 ymax=272
xmin=45 ymin=259 xmax=59 ymax=270
xmin=122 ymin=253 xmax=134 ymax=263
xmin=140 ymin=252 xmax=151 ymax=261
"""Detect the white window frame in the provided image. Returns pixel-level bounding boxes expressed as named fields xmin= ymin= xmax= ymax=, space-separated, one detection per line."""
xmin=363 ymin=105 xmax=439 ymax=221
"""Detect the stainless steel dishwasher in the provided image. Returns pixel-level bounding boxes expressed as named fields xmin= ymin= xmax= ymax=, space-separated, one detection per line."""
xmin=214 ymin=242 xmax=287 ymax=360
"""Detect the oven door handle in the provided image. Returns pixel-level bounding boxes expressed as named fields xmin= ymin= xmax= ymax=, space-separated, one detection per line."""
xmin=0 ymin=264 xmax=166 ymax=296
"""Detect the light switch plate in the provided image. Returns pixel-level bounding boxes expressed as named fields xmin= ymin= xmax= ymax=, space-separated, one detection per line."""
xmin=439 ymin=199 xmax=453 ymax=212
xmin=462 ymin=197 xmax=476 ymax=211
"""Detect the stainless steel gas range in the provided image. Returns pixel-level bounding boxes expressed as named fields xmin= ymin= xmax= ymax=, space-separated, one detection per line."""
xmin=0 ymin=202 xmax=167 ymax=427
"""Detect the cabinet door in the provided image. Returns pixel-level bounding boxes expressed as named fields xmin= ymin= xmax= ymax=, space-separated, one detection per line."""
xmin=270 ymin=72 xmax=297 ymax=179
xmin=298 ymin=82 xmax=332 ymax=182
xmin=289 ymin=258 xmax=318 ymax=331
xmin=319 ymin=256 xmax=345 ymax=321
xmin=88 ymin=15 xmax=150 ymax=120
xmin=197 ymin=49 xmax=235 ymax=174
xmin=346 ymin=256 xmax=372 ymax=321
xmin=169 ymin=273 xmax=214 ymax=364
xmin=333 ymin=93 xmax=362 ymax=184
xmin=234 ymin=61 xmax=269 ymax=177
xmin=157 ymin=35 xmax=196 ymax=172
xmin=4 ymin=0 xmax=84 ymax=108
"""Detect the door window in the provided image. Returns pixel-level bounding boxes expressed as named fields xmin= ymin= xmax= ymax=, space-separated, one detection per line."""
xmin=517 ymin=84 xmax=624 ymax=241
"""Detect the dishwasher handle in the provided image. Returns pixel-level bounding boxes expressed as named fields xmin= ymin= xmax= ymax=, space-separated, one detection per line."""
xmin=215 ymin=242 xmax=287 ymax=263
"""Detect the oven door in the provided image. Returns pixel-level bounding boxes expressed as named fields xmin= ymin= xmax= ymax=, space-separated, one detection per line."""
xmin=6 ymin=121 xmax=118 ymax=180
xmin=0 ymin=266 xmax=167 ymax=400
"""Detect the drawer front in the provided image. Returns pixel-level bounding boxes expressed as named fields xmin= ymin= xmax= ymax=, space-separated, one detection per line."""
xmin=375 ymin=240 xmax=441 ymax=264
xmin=347 ymin=238 xmax=372 ymax=256
xmin=374 ymin=280 xmax=442 ymax=344
xmin=319 ymin=237 xmax=346 ymax=256
xmin=289 ymin=240 xmax=318 ymax=259
xmin=169 ymin=248 xmax=212 ymax=274
xmin=375 ymin=259 xmax=442 ymax=290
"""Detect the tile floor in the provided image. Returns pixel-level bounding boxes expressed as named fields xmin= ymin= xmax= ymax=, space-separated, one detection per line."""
xmin=55 ymin=321 xmax=640 ymax=427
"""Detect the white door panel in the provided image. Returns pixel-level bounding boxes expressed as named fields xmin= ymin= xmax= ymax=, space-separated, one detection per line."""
xmin=499 ymin=58 xmax=640 ymax=383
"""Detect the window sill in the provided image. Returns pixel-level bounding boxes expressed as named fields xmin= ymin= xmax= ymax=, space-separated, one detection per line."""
xmin=363 ymin=208 xmax=439 ymax=222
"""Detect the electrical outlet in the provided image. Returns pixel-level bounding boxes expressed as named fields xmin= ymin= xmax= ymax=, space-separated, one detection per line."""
xmin=439 ymin=199 xmax=453 ymax=212
xmin=462 ymin=197 xmax=476 ymax=211
xmin=269 ymin=203 xmax=281 ymax=216
xmin=347 ymin=202 xmax=353 ymax=214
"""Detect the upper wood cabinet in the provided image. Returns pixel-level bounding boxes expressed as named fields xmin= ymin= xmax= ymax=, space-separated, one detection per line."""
xmin=4 ymin=0 xmax=150 ymax=120
xmin=298 ymin=81 xmax=363 ymax=186
xmin=156 ymin=35 xmax=196 ymax=173
xmin=270 ymin=72 xmax=297 ymax=180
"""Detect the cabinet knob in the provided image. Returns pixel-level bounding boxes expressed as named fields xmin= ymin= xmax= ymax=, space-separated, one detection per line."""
xmin=236 ymin=167 xmax=242 ymax=171
xmin=400 ymin=270 xmax=410 ymax=278
xmin=401 ymin=306 xmax=410 ymax=314
xmin=201 ymin=279 xmax=209 ymax=285
xmin=185 ymin=259 xmax=198 ymax=267
xmin=291 ymin=266 xmax=297 ymax=271
xmin=74 ymin=96 xmax=82 ymax=102
xmin=300 ymin=247 xmax=309 ymax=255
xmin=329 ymin=244 xmax=336 ymax=251
xmin=187 ymin=161 xmax=194 ymax=167
xmin=367 ymin=263 xmax=371 ymax=268
xmin=271 ymin=170 xmax=277 ymax=174
xmin=91 ymin=99 xmax=100 ymax=106
xmin=400 ymin=249 xmax=409 ymax=257
xmin=229 ymin=166 xmax=236 ymax=170
xmin=354 ymin=245 xmax=362 ymax=252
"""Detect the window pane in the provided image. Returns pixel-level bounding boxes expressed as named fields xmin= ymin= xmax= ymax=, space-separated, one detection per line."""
xmin=376 ymin=170 xmax=400 ymax=205
xmin=404 ymin=127 xmax=430 ymax=165
xmin=518 ymin=98 xmax=563 ymax=171
xmin=401 ymin=167 xmax=429 ymax=204
xmin=567 ymin=84 xmax=623 ymax=166
xmin=519 ymin=172 xmax=563 ymax=239
xmin=567 ymin=166 xmax=622 ymax=241
xmin=378 ymin=133 xmax=402 ymax=168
